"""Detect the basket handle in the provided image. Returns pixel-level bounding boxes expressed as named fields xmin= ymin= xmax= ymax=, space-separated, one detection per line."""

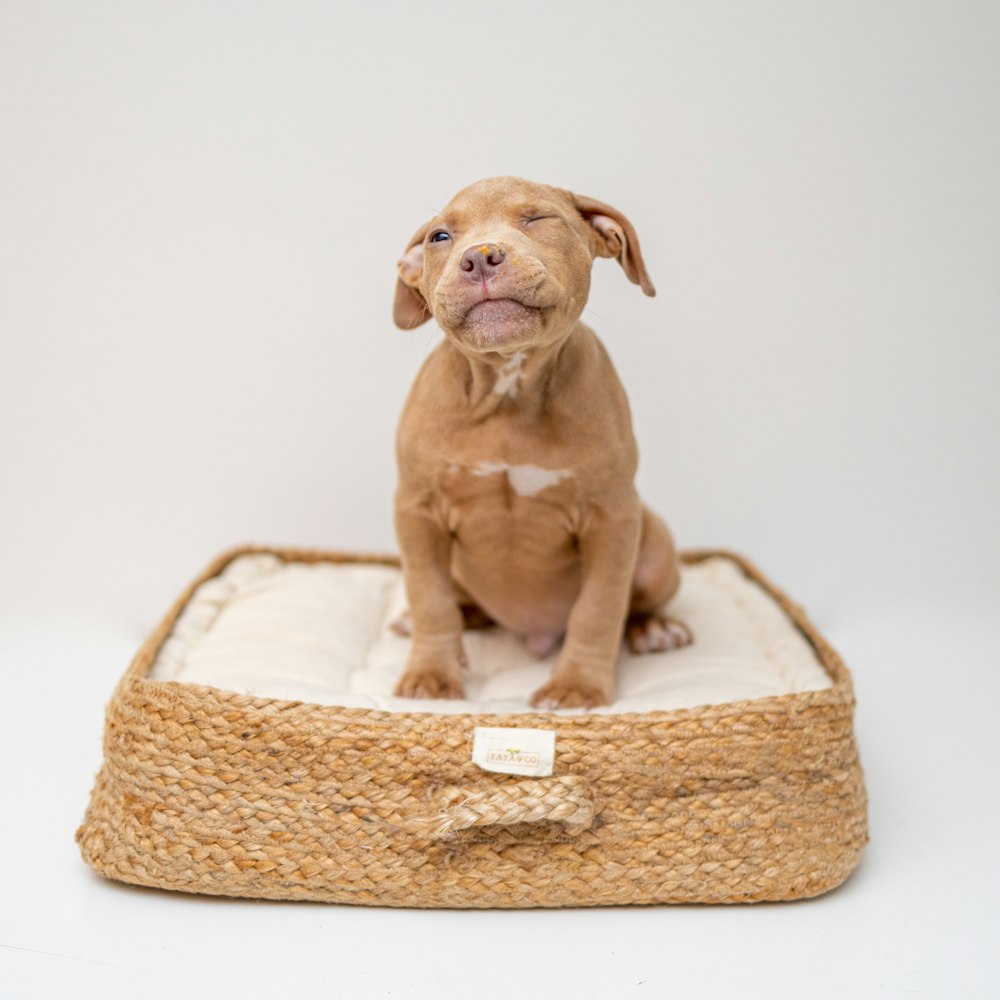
xmin=407 ymin=775 xmax=594 ymax=839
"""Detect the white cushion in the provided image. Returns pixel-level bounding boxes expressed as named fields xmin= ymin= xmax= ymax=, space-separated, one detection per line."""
xmin=150 ymin=554 xmax=831 ymax=714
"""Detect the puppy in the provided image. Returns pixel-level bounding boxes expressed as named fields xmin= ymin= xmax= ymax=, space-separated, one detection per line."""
xmin=391 ymin=176 xmax=690 ymax=709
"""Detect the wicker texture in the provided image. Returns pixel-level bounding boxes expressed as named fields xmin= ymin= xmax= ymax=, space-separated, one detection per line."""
xmin=77 ymin=546 xmax=868 ymax=907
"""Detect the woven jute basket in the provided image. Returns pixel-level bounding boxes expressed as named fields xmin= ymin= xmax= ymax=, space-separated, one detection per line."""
xmin=77 ymin=545 xmax=868 ymax=907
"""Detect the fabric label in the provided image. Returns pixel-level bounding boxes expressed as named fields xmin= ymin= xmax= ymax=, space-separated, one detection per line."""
xmin=471 ymin=727 xmax=556 ymax=777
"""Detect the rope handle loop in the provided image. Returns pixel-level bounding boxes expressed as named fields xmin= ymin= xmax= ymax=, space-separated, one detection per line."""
xmin=407 ymin=774 xmax=594 ymax=840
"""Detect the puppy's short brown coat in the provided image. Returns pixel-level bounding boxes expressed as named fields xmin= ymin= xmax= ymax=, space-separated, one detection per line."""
xmin=392 ymin=176 xmax=689 ymax=709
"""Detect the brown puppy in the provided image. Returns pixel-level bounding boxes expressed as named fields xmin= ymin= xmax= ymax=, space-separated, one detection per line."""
xmin=392 ymin=176 xmax=690 ymax=709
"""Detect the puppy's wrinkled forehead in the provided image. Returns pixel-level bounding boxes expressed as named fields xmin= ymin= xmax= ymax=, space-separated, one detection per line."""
xmin=436 ymin=176 xmax=574 ymax=230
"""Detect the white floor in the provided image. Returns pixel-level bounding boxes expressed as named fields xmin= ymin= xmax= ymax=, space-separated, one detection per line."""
xmin=2 ymin=600 xmax=996 ymax=999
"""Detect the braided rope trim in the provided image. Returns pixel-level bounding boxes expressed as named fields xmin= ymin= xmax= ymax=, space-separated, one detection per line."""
xmin=76 ymin=546 xmax=868 ymax=907
xmin=405 ymin=775 xmax=595 ymax=839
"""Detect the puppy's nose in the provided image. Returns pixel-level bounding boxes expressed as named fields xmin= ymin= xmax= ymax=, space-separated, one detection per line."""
xmin=460 ymin=243 xmax=506 ymax=280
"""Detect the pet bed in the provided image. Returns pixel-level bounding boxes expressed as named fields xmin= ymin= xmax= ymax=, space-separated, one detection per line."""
xmin=77 ymin=545 xmax=868 ymax=907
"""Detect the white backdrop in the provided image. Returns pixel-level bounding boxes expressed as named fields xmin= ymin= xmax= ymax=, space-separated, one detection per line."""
xmin=1 ymin=3 xmax=998 ymax=998
xmin=3 ymin=0 xmax=997 ymax=628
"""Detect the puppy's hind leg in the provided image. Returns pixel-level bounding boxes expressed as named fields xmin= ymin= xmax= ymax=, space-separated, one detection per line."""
xmin=625 ymin=505 xmax=693 ymax=654
xmin=390 ymin=584 xmax=495 ymax=637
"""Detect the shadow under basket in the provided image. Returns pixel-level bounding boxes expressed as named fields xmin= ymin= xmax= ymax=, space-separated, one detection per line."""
xmin=77 ymin=545 xmax=868 ymax=907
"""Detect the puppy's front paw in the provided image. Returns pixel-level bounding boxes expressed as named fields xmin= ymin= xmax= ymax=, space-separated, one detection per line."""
xmin=530 ymin=674 xmax=611 ymax=711
xmin=394 ymin=662 xmax=466 ymax=700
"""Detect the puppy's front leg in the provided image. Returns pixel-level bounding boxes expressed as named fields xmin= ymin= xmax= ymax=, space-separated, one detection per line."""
xmin=531 ymin=497 xmax=642 ymax=709
xmin=394 ymin=502 xmax=467 ymax=699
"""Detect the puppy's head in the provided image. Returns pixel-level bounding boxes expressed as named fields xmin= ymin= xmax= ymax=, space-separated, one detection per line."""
xmin=393 ymin=177 xmax=654 ymax=352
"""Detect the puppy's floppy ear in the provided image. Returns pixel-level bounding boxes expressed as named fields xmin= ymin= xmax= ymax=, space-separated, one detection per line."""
xmin=573 ymin=194 xmax=656 ymax=297
xmin=393 ymin=222 xmax=433 ymax=329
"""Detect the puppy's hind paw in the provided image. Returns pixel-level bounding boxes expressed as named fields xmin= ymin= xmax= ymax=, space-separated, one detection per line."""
xmin=389 ymin=604 xmax=494 ymax=637
xmin=389 ymin=611 xmax=412 ymax=637
xmin=626 ymin=613 xmax=693 ymax=655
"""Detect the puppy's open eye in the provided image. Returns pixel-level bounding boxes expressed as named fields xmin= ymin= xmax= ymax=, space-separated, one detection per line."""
xmin=429 ymin=231 xmax=451 ymax=243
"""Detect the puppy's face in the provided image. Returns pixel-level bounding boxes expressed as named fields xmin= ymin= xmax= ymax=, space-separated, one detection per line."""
xmin=394 ymin=177 xmax=655 ymax=353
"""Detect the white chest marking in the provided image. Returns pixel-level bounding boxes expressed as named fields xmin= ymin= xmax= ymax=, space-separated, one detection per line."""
xmin=493 ymin=351 xmax=528 ymax=398
xmin=471 ymin=461 xmax=574 ymax=497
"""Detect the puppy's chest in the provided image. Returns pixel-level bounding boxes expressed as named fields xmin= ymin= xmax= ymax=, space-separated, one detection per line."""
xmin=437 ymin=458 xmax=580 ymax=531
